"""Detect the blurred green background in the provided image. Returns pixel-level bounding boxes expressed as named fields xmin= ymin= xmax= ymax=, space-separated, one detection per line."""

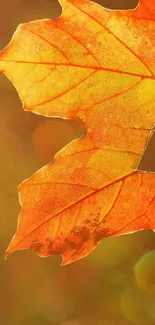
xmin=0 ymin=0 xmax=155 ymax=324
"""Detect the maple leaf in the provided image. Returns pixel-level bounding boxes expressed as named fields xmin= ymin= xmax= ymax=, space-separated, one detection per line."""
xmin=0 ymin=0 xmax=155 ymax=265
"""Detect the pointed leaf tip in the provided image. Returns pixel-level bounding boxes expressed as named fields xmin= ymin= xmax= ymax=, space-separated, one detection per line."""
xmin=4 ymin=251 xmax=9 ymax=261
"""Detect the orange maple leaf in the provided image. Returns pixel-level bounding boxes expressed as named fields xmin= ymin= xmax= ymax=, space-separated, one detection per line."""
xmin=0 ymin=0 xmax=155 ymax=265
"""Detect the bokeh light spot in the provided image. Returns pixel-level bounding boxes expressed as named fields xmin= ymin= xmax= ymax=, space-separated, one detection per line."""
xmin=121 ymin=285 xmax=154 ymax=324
xmin=135 ymin=251 xmax=155 ymax=294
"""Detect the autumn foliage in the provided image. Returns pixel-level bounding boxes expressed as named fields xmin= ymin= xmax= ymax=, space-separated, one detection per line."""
xmin=0 ymin=0 xmax=154 ymax=264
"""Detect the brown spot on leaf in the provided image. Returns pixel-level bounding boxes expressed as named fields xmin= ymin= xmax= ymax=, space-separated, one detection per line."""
xmin=94 ymin=227 xmax=109 ymax=244
xmin=31 ymin=241 xmax=44 ymax=254
xmin=64 ymin=238 xmax=78 ymax=249
xmin=47 ymin=239 xmax=64 ymax=256
xmin=72 ymin=226 xmax=90 ymax=242
xmin=85 ymin=219 xmax=90 ymax=224
xmin=33 ymin=240 xmax=38 ymax=245
xmin=79 ymin=227 xmax=90 ymax=242
xmin=47 ymin=226 xmax=90 ymax=257
xmin=72 ymin=226 xmax=80 ymax=234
